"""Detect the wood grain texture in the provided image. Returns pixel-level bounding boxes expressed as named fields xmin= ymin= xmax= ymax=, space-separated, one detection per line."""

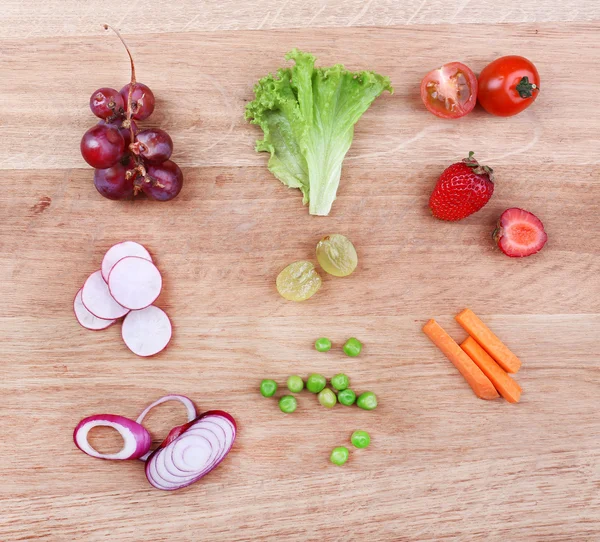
xmin=2 ymin=0 xmax=600 ymax=38
xmin=1 ymin=4 xmax=600 ymax=541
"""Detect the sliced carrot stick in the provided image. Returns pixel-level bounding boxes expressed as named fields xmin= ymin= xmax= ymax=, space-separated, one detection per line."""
xmin=455 ymin=308 xmax=522 ymax=373
xmin=422 ymin=319 xmax=499 ymax=400
xmin=460 ymin=336 xmax=522 ymax=403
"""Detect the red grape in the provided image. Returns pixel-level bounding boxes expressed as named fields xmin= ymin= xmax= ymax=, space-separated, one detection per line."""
xmin=100 ymin=119 xmax=138 ymax=149
xmin=86 ymin=26 xmax=182 ymax=202
xmin=120 ymin=83 xmax=155 ymax=120
xmin=93 ymin=157 xmax=137 ymax=200
xmin=136 ymin=128 xmax=173 ymax=163
xmin=143 ymin=161 xmax=183 ymax=201
xmin=80 ymin=124 xmax=125 ymax=169
xmin=89 ymin=87 xmax=125 ymax=120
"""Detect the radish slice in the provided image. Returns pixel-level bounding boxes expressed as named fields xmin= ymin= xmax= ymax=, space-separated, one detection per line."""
xmin=108 ymin=256 xmax=162 ymax=310
xmin=145 ymin=411 xmax=237 ymax=491
xmin=81 ymin=270 xmax=130 ymax=320
xmin=102 ymin=241 xmax=152 ymax=282
xmin=136 ymin=395 xmax=197 ymax=461
xmin=122 ymin=305 xmax=172 ymax=357
xmin=73 ymin=289 xmax=115 ymax=330
xmin=73 ymin=414 xmax=151 ymax=460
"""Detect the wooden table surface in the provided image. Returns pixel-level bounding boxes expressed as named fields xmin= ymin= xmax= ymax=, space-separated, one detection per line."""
xmin=2 ymin=2 xmax=600 ymax=540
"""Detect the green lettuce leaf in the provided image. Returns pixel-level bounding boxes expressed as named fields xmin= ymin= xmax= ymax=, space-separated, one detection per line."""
xmin=245 ymin=50 xmax=392 ymax=215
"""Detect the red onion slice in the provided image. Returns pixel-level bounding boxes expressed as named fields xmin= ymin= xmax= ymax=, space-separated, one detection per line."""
xmin=170 ymin=425 xmax=225 ymax=473
xmin=153 ymin=428 xmax=221 ymax=482
xmin=162 ymin=426 xmax=225 ymax=478
xmin=158 ymin=433 xmax=217 ymax=480
xmin=165 ymin=419 xmax=234 ymax=482
xmin=172 ymin=435 xmax=213 ymax=472
xmin=73 ymin=414 xmax=151 ymax=460
xmin=135 ymin=395 xmax=197 ymax=461
xmin=145 ymin=411 xmax=236 ymax=491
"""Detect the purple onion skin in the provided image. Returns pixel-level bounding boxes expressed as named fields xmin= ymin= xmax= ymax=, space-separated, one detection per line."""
xmin=73 ymin=414 xmax=151 ymax=460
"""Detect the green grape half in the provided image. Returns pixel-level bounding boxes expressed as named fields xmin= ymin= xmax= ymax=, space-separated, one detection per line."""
xmin=316 ymin=234 xmax=358 ymax=277
xmin=276 ymin=261 xmax=322 ymax=301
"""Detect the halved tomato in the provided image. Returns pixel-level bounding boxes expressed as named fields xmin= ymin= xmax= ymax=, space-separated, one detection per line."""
xmin=420 ymin=62 xmax=478 ymax=119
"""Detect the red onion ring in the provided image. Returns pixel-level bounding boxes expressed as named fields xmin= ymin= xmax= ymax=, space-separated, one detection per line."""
xmin=135 ymin=394 xmax=197 ymax=461
xmin=145 ymin=410 xmax=236 ymax=491
xmin=73 ymin=414 xmax=151 ymax=460
xmin=150 ymin=419 xmax=231 ymax=485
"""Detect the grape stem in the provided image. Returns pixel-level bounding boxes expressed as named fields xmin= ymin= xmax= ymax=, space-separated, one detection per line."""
xmin=103 ymin=24 xmax=153 ymax=194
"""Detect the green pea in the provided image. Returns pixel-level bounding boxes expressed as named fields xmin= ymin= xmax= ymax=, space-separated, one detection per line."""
xmin=330 ymin=446 xmax=349 ymax=466
xmin=331 ymin=373 xmax=349 ymax=391
xmin=279 ymin=395 xmax=297 ymax=413
xmin=260 ymin=379 xmax=277 ymax=398
xmin=306 ymin=374 xmax=327 ymax=393
xmin=314 ymin=337 xmax=332 ymax=352
xmin=343 ymin=337 xmax=362 ymax=357
xmin=357 ymin=391 xmax=377 ymax=410
xmin=351 ymin=430 xmax=371 ymax=449
xmin=286 ymin=375 xmax=304 ymax=393
xmin=338 ymin=389 xmax=356 ymax=406
xmin=318 ymin=388 xmax=337 ymax=408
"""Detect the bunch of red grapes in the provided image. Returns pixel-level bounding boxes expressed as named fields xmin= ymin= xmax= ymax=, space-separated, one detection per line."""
xmin=80 ymin=27 xmax=183 ymax=201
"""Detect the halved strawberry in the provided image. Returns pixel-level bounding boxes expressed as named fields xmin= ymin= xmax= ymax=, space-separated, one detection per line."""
xmin=493 ymin=208 xmax=548 ymax=257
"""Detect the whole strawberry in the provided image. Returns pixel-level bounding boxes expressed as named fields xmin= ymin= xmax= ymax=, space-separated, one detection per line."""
xmin=429 ymin=152 xmax=494 ymax=221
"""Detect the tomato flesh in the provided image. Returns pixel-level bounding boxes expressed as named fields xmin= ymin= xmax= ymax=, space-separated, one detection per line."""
xmin=420 ymin=62 xmax=478 ymax=119
xmin=478 ymin=56 xmax=540 ymax=117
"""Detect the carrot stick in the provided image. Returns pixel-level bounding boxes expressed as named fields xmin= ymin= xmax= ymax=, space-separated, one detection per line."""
xmin=460 ymin=336 xmax=522 ymax=403
xmin=455 ymin=308 xmax=522 ymax=373
xmin=422 ymin=319 xmax=499 ymax=400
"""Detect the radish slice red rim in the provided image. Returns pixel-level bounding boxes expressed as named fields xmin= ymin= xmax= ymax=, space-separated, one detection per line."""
xmin=122 ymin=305 xmax=172 ymax=357
xmin=145 ymin=411 xmax=237 ymax=491
xmin=73 ymin=289 xmax=115 ymax=330
xmin=102 ymin=241 xmax=152 ymax=282
xmin=81 ymin=270 xmax=130 ymax=320
xmin=73 ymin=414 xmax=151 ymax=460
xmin=136 ymin=395 xmax=197 ymax=461
xmin=108 ymin=256 xmax=162 ymax=310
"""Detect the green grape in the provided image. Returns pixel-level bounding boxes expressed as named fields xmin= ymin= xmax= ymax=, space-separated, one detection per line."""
xmin=316 ymin=234 xmax=358 ymax=277
xmin=276 ymin=261 xmax=322 ymax=301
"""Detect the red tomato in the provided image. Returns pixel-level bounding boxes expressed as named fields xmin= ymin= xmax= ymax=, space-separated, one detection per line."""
xmin=420 ymin=62 xmax=478 ymax=119
xmin=478 ymin=56 xmax=540 ymax=117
